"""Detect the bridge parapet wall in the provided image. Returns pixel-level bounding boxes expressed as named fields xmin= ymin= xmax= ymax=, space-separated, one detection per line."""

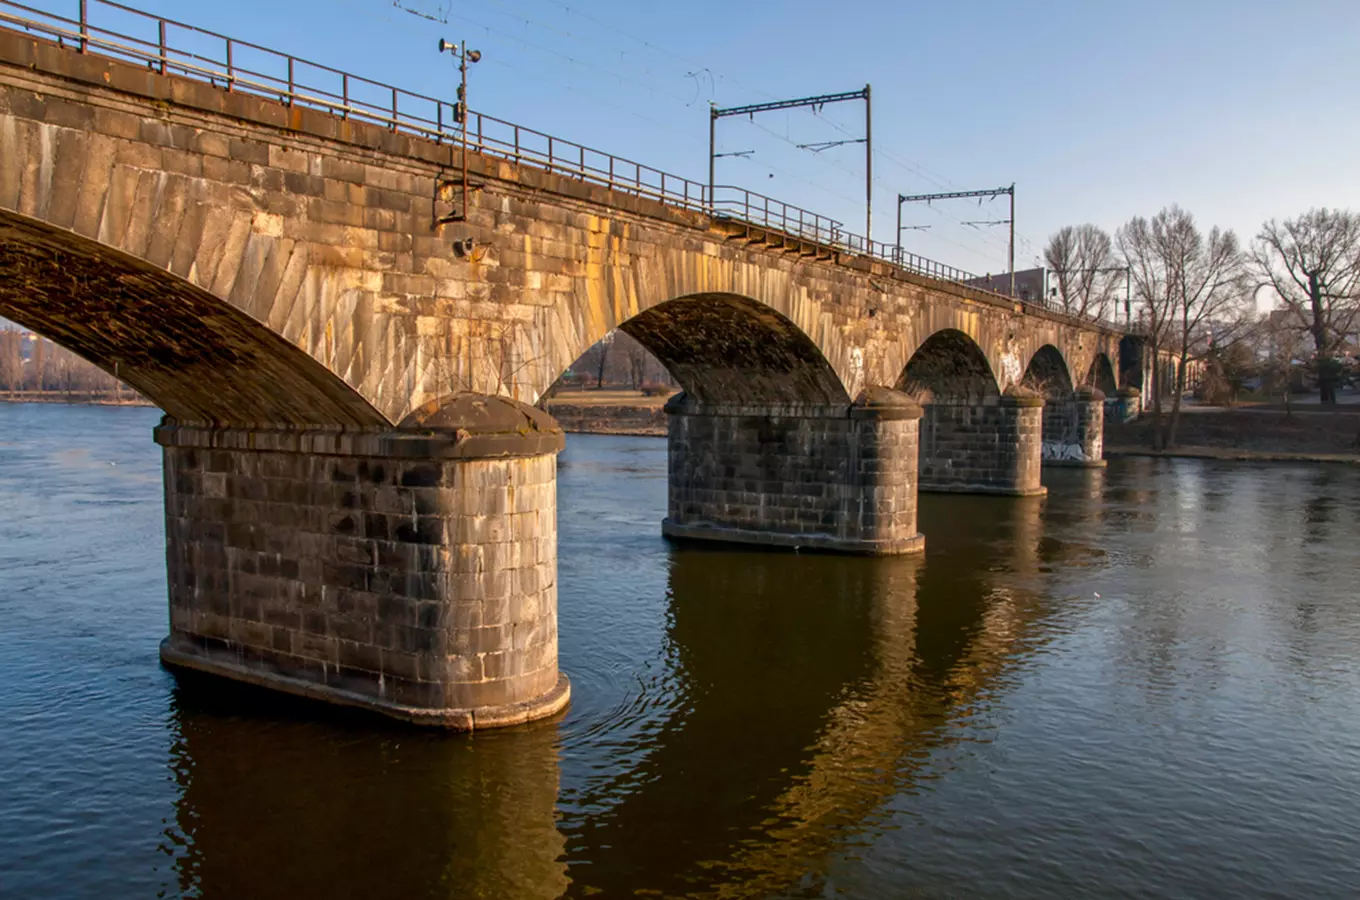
xmin=662 ymin=389 xmax=925 ymax=554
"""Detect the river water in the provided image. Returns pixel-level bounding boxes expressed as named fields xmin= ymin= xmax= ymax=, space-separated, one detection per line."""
xmin=2 ymin=403 xmax=1359 ymax=898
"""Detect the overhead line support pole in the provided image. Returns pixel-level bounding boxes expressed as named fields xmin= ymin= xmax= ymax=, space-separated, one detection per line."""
xmin=708 ymin=86 xmax=872 ymax=242
xmin=708 ymin=103 xmax=716 ymax=212
xmin=864 ymin=83 xmax=872 ymax=245
xmin=1009 ymin=183 xmax=1016 ymax=300
xmin=896 ymin=184 xmax=1017 ymax=296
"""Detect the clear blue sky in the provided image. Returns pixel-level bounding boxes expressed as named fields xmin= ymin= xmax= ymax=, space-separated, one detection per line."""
xmin=91 ymin=0 xmax=1360 ymax=276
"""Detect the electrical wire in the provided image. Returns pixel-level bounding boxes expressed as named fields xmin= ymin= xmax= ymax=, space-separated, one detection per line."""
xmin=355 ymin=0 xmax=1030 ymax=270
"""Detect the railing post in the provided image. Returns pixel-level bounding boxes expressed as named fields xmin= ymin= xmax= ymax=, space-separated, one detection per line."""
xmin=225 ymin=38 xmax=233 ymax=91
xmin=287 ymin=57 xmax=294 ymax=106
xmin=608 ymin=156 xmax=614 ymax=190
xmin=547 ymin=136 xmax=554 ymax=169
xmin=579 ymin=145 xmax=585 ymax=176
xmin=436 ymin=101 xmax=442 ymax=142
xmin=514 ymin=125 xmax=520 ymax=161
xmin=391 ymin=87 xmax=398 ymax=131
xmin=157 ymin=20 xmax=166 ymax=74
xmin=342 ymin=73 xmax=349 ymax=119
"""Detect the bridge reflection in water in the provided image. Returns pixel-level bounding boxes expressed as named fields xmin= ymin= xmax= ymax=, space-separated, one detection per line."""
xmin=156 ymin=474 xmax=1114 ymax=898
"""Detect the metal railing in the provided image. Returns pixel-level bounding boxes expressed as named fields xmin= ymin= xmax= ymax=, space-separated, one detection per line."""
xmin=0 ymin=0 xmax=1124 ymax=330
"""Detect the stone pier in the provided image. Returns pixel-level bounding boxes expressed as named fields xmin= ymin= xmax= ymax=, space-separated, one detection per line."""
xmin=662 ymin=387 xmax=925 ymax=555
xmin=1041 ymin=388 xmax=1106 ymax=468
xmin=1114 ymin=387 xmax=1143 ymax=423
xmin=155 ymin=396 xmax=570 ymax=730
xmin=917 ymin=392 xmax=1046 ymax=496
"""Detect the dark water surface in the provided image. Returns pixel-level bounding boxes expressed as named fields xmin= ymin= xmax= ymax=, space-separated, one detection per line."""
xmin=3 ymin=403 xmax=1360 ymax=898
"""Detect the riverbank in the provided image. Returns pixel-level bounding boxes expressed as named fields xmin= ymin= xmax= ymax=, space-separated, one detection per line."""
xmin=1104 ymin=406 xmax=1360 ymax=464
xmin=544 ymin=392 xmax=1360 ymax=465
xmin=0 ymin=392 xmax=152 ymax=407
xmin=542 ymin=389 xmax=668 ymax=436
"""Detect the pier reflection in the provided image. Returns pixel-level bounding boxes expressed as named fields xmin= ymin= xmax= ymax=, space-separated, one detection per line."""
xmin=162 ymin=683 xmax=569 ymax=899
xmin=562 ymin=490 xmax=1066 ymax=897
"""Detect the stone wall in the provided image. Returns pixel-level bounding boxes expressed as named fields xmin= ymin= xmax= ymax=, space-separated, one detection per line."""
xmin=1042 ymin=389 xmax=1105 ymax=467
xmin=662 ymin=388 xmax=925 ymax=554
xmin=156 ymin=415 xmax=569 ymax=730
xmin=1114 ymin=388 xmax=1142 ymax=423
xmin=542 ymin=400 xmax=667 ymax=436
xmin=0 ymin=26 xmax=1124 ymax=424
xmin=918 ymin=396 xmax=1046 ymax=495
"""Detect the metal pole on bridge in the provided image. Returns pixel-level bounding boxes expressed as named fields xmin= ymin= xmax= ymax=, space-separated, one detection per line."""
xmin=1008 ymin=183 xmax=1016 ymax=299
xmin=864 ymin=84 xmax=872 ymax=245
xmin=708 ymin=103 xmax=716 ymax=214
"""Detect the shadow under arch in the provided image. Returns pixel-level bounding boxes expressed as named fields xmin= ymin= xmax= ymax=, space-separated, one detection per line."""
xmin=1022 ymin=344 xmax=1076 ymax=399
xmin=612 ymin=293 xmax=850 ymax=406
xmin=895 ymin=328 xmax=1000 ymax=405
xmin=0 ymin=209 xmax=386 ymax=427
xmin=1086 ymin=352 xmax=1118 ymax=395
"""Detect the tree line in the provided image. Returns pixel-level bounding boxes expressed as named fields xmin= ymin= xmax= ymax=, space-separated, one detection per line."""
xmin=0 ymin=329 xmax=136 ymax=398
xmin=1044 ymin=208 xmax=1360 ymax=448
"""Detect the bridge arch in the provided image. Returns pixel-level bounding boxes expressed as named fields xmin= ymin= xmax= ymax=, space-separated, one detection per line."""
xmin=1085 ymin=353 xmax=1118 ymax=395
xmin=894 ymin=329 xmax=1000 ymax=405
xmin=0 ymin=210 xmax=386 ymax=427
xmin=1021 ymin=345 xmax=1075 ymax=399
xmin=612 ymin=293 xmax=849 ymax=406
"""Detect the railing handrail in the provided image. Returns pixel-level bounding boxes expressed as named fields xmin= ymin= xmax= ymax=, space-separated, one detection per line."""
xmin=0 ymin=0 xmax=1125 ymax=331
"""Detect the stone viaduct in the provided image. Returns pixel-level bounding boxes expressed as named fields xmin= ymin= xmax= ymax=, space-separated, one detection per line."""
xmin=0 ymin=13 xmax=1130 ymax=729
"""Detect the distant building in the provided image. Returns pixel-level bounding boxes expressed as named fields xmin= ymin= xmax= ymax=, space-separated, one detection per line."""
xmin=963 ymin=267 xmax=1047 ymax=304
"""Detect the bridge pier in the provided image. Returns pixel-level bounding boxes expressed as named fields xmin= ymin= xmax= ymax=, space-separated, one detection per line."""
xmin=1041 ymin=388 xmax=1106 ymax=468
xmin=154 ymin=397 xmax=570 ymax=731
xmin=1114 ymin=387 xmax=1143 ymax=423
xmin=917 ymin=392 xmax=1047 ymax=496
xmin=661 ymin=388 xmax=926 ymax=554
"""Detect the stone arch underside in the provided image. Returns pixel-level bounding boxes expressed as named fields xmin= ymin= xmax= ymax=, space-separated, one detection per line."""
xmin=1021 ymin=345 xmax=1075 ymax=399
xmin=1086 ymin=353 xmax=1117 ymax=394
xmin=895 ymin=328 xmax=1001 ymax=405
xmin=0 ymin=210 xmax=387 ymax=427
xmin=613 ymin=293 xmax=850 ymax=406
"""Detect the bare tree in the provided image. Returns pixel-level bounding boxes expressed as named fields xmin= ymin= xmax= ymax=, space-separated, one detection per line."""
xmin=0 ymin=329 xmax=20 ymax=395
xmin=1252 ymin=209 xmax=1360 ymax=405
xmin=624 ymin=338 xmax=648 ymax=389
xmin=1044 ymin=224 xmax=1121 ymax=318
xmin=1118 ymin=205 xmax=1249 ymax=449
xmin=595 ymin=331 xmax=613 ymax=389
xmin=1261 ymin=311 xmax=1305 ymax=416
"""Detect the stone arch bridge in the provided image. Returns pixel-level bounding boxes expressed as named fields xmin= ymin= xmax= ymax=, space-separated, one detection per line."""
xmin=0 ymin=10 xmax=1132 ymax=729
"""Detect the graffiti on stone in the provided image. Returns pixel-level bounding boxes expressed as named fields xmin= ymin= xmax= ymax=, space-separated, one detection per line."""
xmin=1042 ymin=440 xmax=1088 ymax=462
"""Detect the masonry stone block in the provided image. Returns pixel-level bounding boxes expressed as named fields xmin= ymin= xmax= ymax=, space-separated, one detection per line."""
xmin=1041 ymin=388 xmax=1106 ymax=467
xmin=155 ymin=396 xmax=570 ymax=730
xmin=662 ymin=387 xmax=925 ymax=554
xmin=918 ymin=393 xmax=1047 ymax=496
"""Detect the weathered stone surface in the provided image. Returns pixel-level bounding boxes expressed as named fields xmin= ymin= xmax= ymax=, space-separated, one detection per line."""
xmin=0 ymin=23 xmax=1145 ymax=727
xmin=663 ymin=389 xmax=925 ymax=554
xmin=918 ymin=395 xmax=1047 ymax=496
xmin=0 ymin=27 xmax=1124 ymax=430
xmin=1042 ymin=389 xmax=1106 ymax=467
xmin=156 ymin=415 xmax=569 ymax=729
xmin=1115 ymin=387 xmax=1143 ymax=423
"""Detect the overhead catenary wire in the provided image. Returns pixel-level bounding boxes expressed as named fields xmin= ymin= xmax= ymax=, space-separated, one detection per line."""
xmin=366 ymin=0 xmax=1029 ymax=271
